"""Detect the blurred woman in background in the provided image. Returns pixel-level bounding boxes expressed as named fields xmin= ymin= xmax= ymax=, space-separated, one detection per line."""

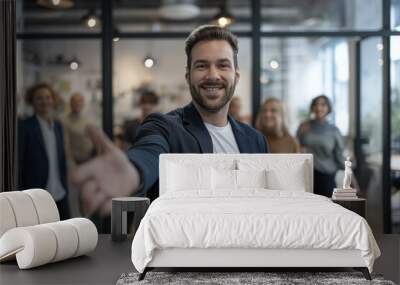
xmin=297 ymin=95 xmax=345 ymax=197
xmin=256 ymin=97 xmax=300 ymax=153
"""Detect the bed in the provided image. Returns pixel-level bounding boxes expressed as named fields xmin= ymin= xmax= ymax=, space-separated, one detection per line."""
xmin=131 ymin=154 xmax=381 ymax=280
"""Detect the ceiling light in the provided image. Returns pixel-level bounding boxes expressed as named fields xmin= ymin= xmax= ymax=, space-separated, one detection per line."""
xmin=144 ymin=56 xmax=155 ymax=68
xmin=303 ymin=17 xmax=322 ymax=27
xmin=69 ymin=57 xmax=80 ymax=70
xmin=376 ymin=43 xmax=383 ymax=51
xmin=87 ymin=18 xmax=97 ymax=28
xmin=158 ymin=0 xmax=200 ymax=20
xmin=212 ymin=3 xmax=235 ymax=28
xmin=82 ymin=10 xmax=100 ymax=29
xmin=37 ymin=0 xmax=74 ymax=8
xmin=218 ymin=17 xmax=230 ymax=27
xmin=113 ymin=28 xmax=120 ymax=42
xmin=269 ymin=59 xmax=280 ymax=70
xmin=70 ymin=61 xmax=79 ymax=70
xmin=48 ymin=54 xmax=81 ymax=70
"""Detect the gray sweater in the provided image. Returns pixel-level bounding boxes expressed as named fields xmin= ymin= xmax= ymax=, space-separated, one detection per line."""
xmin=297 ymin=120 xmax=345 ymax=175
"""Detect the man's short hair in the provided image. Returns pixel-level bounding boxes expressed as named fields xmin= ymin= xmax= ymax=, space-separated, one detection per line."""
xmin=185 ymin=25 xmax=239 ymax=70
xmin=139 ymin=90 xmax=159 ymax=105
xmin=25 ymin=83 xmax=57 ymax=105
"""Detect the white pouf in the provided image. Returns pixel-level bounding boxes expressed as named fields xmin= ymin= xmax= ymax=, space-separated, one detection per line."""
xmin=24 ymin=189 xmax=60 ymax=224
xmin=0 ymin=218 xmax=98 ymax=269
xmin=0 ymin=196 xmax=17 ymax=237
xmin=0 ymin=191 xmax=39 ymax=227
xmin=66 ymin=218 xmax=98 ymax=257
xmin=42 ymin=221 xmax=79 ymax=262
xmin=0 ymin=226 xmax=57 ymax=269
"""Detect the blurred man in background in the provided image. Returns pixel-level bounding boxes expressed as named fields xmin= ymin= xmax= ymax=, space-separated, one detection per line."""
xmin=63 ymin=92 xmax=94 ymax=218
xmin=122 ymin=90 xmax=160 ymax=147
xmin=64 ymin=93 xmax=94 ymax=165
xmin=18 ymin=83 xmax=70 ymax=219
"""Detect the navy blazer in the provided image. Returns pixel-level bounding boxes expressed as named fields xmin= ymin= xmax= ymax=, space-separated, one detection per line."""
xmin=18 ymin=116 xmax=68 ymax=193
xmin=127 ymin=103 xmax=268 ymax=200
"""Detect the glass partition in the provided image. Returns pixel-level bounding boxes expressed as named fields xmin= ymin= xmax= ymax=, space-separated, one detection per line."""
xmin=261 ymin=0 xmax=382 ymax=31
xmin=392 ymin=0 xmax=400 ymax=31
xmin=113 ymin=0 xmax=251 ymax=33
xmin=359 ymin=37 xmax=384 ymax=232
xmin=391 ymin=36 xmax=400 ymax=233
xmin=17 ymin=1 xmax=102 ymax=33
xmin=261 ymin=37 xmax=350 ymax=137
xmin=16 ymin=40 xmax=102 ymax=223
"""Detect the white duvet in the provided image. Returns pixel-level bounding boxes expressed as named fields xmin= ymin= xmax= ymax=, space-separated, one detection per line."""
xmin=131 ymin=190 xmax=380 ymax=273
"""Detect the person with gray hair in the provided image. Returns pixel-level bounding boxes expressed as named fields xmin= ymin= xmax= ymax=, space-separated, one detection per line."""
xmin=63 ymin=92 xmax=94 ymax=165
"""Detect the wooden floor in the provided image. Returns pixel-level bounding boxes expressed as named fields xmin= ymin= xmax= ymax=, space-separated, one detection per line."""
xmin=374 ymin=235 xmax=400 ymax=284
xmin=0 ymin=234 xmax=398 ymax=284
xmin=360 ymin=166 xmax=400 ymax=283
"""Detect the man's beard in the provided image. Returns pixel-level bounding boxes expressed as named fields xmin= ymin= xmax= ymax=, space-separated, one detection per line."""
xmin=189 ymin=78 xmax=237 ymax=113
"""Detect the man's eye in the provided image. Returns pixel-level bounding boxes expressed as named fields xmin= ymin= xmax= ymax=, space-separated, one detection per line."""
xmin=219 ymin=63 xmax=231 ymax=69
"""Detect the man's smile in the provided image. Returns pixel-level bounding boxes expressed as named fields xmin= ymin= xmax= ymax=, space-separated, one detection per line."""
xmin=199 ymin=83 xmax=225 ymax=98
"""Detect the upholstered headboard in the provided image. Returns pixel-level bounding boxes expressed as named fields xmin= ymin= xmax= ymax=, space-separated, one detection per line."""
xmin=159 ymin=154 xmax=313 ymax=195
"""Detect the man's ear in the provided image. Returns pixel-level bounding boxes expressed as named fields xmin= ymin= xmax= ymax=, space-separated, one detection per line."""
xmin=185 ymin=67 xmax=190 ymax=84
xmin=235 ymin=68 xmax=240 ymax=83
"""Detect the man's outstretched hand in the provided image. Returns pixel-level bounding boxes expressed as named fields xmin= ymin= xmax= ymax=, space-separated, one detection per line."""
xmin=73 ymin=125 xmax=140 ymax=217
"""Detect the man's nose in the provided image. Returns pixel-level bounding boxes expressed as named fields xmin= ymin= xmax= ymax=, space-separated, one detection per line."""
xmin=205 ymin=65 xmax=220 ymax=80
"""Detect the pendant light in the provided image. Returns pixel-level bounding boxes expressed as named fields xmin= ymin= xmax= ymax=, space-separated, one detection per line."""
xmin=37 ymin=0 xmax=74 ymax=9
xmin=212 ymin=2 xmax=235 ymax=28
xmin=82 ymin=9 xmax=100 ymax=29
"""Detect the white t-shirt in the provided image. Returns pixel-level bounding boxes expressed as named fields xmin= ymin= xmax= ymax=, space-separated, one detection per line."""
xmin=204 ymin=121 xmax=240 ymax=154
xmin=37 ymin=116 xmax=66 ymax=201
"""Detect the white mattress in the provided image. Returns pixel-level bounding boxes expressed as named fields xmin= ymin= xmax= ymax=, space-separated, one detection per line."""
xmin=131 ymin=190 xmax=381 ymax=273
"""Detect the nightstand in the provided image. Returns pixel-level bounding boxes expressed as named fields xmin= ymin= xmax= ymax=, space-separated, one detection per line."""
xmin=331 ymin=198 xmax=366 ymax=218
xmin=111 ymin=197 xmax=150 ymax=242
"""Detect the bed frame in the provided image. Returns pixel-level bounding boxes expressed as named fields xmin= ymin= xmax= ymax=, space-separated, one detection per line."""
xmin=139 ymin=248 xmax=371 ymax=280
xmin=138 ymin=154 xmax=372 ymax=281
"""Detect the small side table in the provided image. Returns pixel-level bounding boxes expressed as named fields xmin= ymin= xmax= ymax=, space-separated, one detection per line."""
xmin=331 ymin=198 xmax=366 ymax=218
xmin=111 ymin=197 xmax=150 ymax=242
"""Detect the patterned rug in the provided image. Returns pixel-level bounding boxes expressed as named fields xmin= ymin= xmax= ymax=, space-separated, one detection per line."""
xmin=116 ymin=271 xmax=396 ymax=285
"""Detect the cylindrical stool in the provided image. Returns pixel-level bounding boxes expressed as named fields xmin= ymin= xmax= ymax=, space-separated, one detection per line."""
xmin=111 ymin=197 xmax=150 ymax=242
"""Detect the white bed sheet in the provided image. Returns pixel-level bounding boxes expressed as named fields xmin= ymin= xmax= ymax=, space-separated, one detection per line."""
xmin=131 ymin=190 xmax=380 ymax=273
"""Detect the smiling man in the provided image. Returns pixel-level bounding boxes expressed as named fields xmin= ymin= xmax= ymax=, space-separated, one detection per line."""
xmin=74 ymin=25 xmax=269 ymax=216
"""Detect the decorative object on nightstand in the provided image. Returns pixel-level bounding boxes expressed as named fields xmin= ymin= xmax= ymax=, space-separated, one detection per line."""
xmin=111 ymin=197 xmax=150 ymax=242
xmin=331 ymin=198 xmax=366 ymax=218
xmin=332 ymin=157 xmax=358 ymax=199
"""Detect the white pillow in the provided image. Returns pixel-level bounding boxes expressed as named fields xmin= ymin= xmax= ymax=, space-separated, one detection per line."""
xmin=212 ymin=168 xmax=236 ymax=190
xmin=266 ymin=167 xmax=306 ymax=191
xmin=167 ymin=163 xmax=211 ymax=191
xmin=237 ymin=158 xmax=309 ymax=192
xmin=237 ymin=169 xmax=267 ymax=189
xmin=211 ymin=169 xmax=267 ymax=190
